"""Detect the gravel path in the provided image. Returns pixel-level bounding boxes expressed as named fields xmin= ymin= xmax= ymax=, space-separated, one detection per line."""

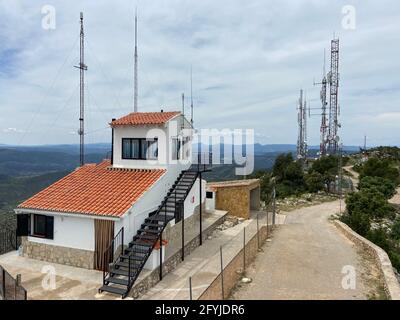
xmin=231 ymin=200 xmax=384 ymax=300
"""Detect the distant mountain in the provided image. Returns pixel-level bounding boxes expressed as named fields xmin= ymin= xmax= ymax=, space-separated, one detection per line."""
xmin=0 ymin=147 xmax=108 ymax=177
xmin=2 ymin=143 xmax=111 ymax=155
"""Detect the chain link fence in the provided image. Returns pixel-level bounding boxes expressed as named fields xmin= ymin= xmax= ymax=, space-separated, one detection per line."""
xmin=187 ymin=210 xmax=275 ymax=300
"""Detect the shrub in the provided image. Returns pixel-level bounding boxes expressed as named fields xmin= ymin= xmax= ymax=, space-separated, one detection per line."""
xmin=341 ymin=211 xmax=371 ymax=236
xmin=345 ymin=189 xmax=395 ymax=220
xmin=391 ymin=218 xmax=400 ymax=241
xmin=359 ymin=158 xmax=400 ymax=184
xmin=358 ymin=176 xmax=397 ymax=199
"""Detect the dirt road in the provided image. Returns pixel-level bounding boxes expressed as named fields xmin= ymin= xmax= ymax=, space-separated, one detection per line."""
xmin=231 ymin=200 xmax=385 ymax=300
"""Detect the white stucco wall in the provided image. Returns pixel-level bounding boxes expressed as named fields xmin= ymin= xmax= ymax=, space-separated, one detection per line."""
xmin=183 ymin=178 xmax=206 ymax=220
xmin=112 ymin=115 xmax=192 ymax=170
xmin=27 ymin=214 xmax=95 ymax=251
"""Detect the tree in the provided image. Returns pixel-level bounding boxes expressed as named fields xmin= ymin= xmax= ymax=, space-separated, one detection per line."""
xmin=358 ymin=176 xmax=396 ymax=199
xmin=309 ymin=155 xmax=339 ymax=192
xmin=271 ymin=153 xmax=306 ymax=198
xmin=305 ymin=171 xmax=324 ymax=193
xmin=272 ymin=153 xmax=294 ymax=181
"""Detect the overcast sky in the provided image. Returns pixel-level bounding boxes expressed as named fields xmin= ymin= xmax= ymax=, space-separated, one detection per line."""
xmin=0 ymin=0 xmax=399 ymax=147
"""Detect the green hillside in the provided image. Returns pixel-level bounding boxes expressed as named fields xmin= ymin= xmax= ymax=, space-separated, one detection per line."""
xmin=0 ymin=171 xmax=70 ymax=228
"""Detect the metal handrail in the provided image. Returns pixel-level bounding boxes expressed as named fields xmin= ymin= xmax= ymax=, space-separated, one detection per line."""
xmin=124 ymin=169 xmax=201 ymax=290
xmin=102 ymin=227 xmax=124 ymax=285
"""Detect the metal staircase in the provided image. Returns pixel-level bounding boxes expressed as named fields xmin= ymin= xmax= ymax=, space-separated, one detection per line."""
xmin=98 ymin=169 xmax=200 ymax=298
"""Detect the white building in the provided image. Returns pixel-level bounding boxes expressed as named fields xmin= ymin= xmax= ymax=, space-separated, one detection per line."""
xmin=15 ymin=111 xmax=207 ymax=296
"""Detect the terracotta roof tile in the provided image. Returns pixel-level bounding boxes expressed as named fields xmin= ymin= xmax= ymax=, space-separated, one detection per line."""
xmin=18 ymin=160 xmax=165 ymax=217
xmin=111 ymin=111 xmax=180 ymax=126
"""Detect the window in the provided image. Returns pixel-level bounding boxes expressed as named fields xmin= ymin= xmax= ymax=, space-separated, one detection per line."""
xmin=206 ymin=191 xmax=214 ymax=199
xmin=122 ymin=138 xmax=158 ymax=160
xmin=172 ymin=138 xmax=182 ymax=160
xmin=32 ymin=214 xmax=54 ymax=239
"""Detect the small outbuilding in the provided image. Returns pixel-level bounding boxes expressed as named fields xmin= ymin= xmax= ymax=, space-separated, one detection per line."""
xmin=206 ymin=179 xmax=260 ymax=219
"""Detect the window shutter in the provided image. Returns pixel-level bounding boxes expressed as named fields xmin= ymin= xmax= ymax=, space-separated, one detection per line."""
xmin=45 ymin=216 xmax=54 ymax=240
xmin=16 ymin=214 xmax=30 ymax=236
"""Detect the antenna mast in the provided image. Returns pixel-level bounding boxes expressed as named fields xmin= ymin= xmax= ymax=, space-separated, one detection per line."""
xmin=320 ymin=49 xmax=328 ymax=156
xmin=297 ymin=89 xmax=304 ymax=160
xmin=190 ymin=67 xmax=194 ymax=127
xmin=75 ymin=12 xmax=87 ymax=167
xmin=134 ymin=8 xmax=138 ymax=112
xmin=327 ymin=38 xmax=340 ymax=154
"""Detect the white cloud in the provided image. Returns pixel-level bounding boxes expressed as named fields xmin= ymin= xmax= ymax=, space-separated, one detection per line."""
xmin=2 ymin=127 xmax=26 ymax=134
xmin=0 ymin=0 xmax=399 ymax=146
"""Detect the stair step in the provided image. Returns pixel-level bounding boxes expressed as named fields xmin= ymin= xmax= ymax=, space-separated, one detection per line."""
xmin=142 ymin=222 xmax=163 ymax=228
xmin=145 ymin=214 xmax=174 ymax=222
xmin=120 ymin=254 xmax=146 ymax=261
xmin=138 ymin=228 xmax=160 ymax=234
xmin=110 ymin=267 xmax=132 ymax=277
xmin=130 ymin=240 xmax=154 ymax=247
xmin=134 ymin=234 xmax=159 ymax=241
xmin=124 ymin=245 xmax=151 ymax=254
xmin=99 ymin=285 xmax=127 ymax=296
xmin=105 ymin=277 xmax=130 ymax=286
xmin=116 ymin=260 xmax=142 ymax=269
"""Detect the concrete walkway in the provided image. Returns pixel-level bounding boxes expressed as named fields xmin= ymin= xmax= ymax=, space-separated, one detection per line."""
xmin=139 ymin=212 xmax=274 ymax=300
xmin=231 ymin=200 xmax=384 ymax=300
xmin=0 ymin=251 xmax=113 ymax=300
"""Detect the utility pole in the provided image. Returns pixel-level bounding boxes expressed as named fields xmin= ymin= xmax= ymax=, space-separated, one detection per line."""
xmin=134 ymin=8 xmax=138 ymax=112
xmin=338 ymin=143 xmax=343 ymax=213
xmin=75 ymin=12 xmax=87 ymax=167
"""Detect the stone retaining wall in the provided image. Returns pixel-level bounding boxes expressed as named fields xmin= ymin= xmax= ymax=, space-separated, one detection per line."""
xmin=21 ymin=237 xmax=94 ymax=269
xmin=334 ymin=220 xmax=400 ymax=300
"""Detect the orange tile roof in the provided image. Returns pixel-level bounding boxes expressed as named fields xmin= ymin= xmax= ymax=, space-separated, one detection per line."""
xmin=18 ymin=160 xmax=165 ymax=218
xmin=110 ymin=111 xmax=180 ymax=126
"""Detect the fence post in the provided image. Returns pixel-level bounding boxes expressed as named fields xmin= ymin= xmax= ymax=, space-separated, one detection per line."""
xmin=220 ymin=246 xmax=224 ymax=300
xmin=2 ymin=267 xmax=5 ymax=300
xmin=181 ymin=202 xmax=185 ymax=261
xmin=159 ymin=232 xmax=163 ymax=281
xmin=257 ymin=213 xmax=260 ymax=249
xmin=243 ymin=227 xmax=246 ymax=271
xmin=189 ymin=277 xmax=192 ymax=300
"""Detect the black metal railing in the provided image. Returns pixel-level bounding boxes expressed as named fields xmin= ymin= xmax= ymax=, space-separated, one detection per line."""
xmin=192 ymin=152 xmax=213 ymax=172
xmin=102 ymin=227 xmax=124 ymax=285
xmin=0 ymin=265 xmax=27 ymax=300
xmin=0 ymin=227 xmax=18 ymax=256
xmin=124 ymin=170 xmax=199 ymax=291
